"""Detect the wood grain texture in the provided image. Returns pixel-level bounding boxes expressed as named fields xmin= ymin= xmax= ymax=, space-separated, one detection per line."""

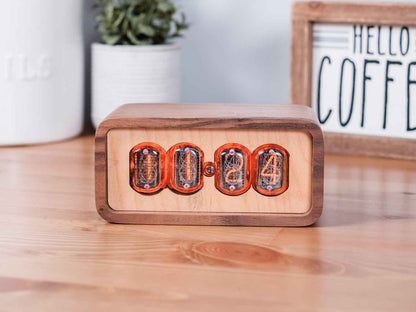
xmin=107 ymin=128 xmax=312 ymax=214
xmin=290 ymin=1 xmax=416 ymax=160
xmin=95 ymin=103 xmax=324 ymax=226
xmin=1 ymin=135 xmax=416 ymax=311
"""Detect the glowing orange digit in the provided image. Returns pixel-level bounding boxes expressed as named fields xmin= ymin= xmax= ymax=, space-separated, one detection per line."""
xmin=129 ymin=142 xmax=167 ymax=194
xmin=260 ymin=153 xmax=279 ymax=185
xmin=252 ymin=144 xmax=289 ymax=196
xmin=185 ymin=152 xmax=192 ymax=181
xmin=167 ymin=143 xmax=204 ymax=194
xmin=145 ymin=154 xmax=153 ymax=180
xmin=224 ymin=153 xmax=243 ymax=184
xmin=214 ymin=143 xmax=251 ymax=196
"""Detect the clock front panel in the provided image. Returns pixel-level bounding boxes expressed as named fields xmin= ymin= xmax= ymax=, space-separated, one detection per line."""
xmin=107 ymin=128 xmax=312 ymax=214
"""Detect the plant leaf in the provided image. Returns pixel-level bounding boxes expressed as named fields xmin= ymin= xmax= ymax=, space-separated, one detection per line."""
xmin=113 ymin=10 xmax=125 ymax=27
xmin=157 ymin=1 xmax=174 ymax=13
xmin=102 ymin=34 xmax=121 ymax=45
xmin=126 ymin=30 xmax=141 ymax=45
xmin=138 ymin=24 xmax=155 ymax=36
xmin=93 ymin=0 xmax=189 ymax=46
xmin=104 ymin=2 xmax=114 ymax=19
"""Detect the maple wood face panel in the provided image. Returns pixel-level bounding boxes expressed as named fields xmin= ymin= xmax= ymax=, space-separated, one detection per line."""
xmin=95 ymin=103 xmax=324 ymax=226
xmin=107 ymin=128 xmax=311 ymax=214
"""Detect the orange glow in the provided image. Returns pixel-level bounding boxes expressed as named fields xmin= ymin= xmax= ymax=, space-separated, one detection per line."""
xmin=129 ymin=142 xmax=167 ymax=194
xmin=214 ymin=143 xmax=251 ymax=196
xmin=129 ymin=142 xmax=288 ymax=197
xmin=186 ymin=151 xmax=192 ymax=181
xmin=251 ymin=144 xmax=289 ymax=196
xmin=145 ymin=154 xmax=153 ymax=181
xmin=167 ymin=143 xmax=204 ymax=194
xmin=260 ymin=153 xmax=279 ymax=185
xmin=224 ymin=152 xmax=243 ymax=184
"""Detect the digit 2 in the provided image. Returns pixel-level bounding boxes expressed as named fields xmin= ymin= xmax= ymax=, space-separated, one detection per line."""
xmin=214 ymin=143 xmax=251 ymax=196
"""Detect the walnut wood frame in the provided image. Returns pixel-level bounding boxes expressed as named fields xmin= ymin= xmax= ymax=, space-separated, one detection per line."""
xmin=291 ymin=1 xmax=416 ymax=160
xmin=95 ymin=103 xmax=324 ymax=226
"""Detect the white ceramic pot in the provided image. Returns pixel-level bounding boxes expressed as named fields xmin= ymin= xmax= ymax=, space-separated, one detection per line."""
xmin=0 ymin=0 xmax=84 ymax=145
xmin=92 ymin=43 xmax=181 ymax=127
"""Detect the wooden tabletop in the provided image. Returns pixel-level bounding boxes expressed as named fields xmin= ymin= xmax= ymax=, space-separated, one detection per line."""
xmin=0 ymin=135 xmax=415 ymax=311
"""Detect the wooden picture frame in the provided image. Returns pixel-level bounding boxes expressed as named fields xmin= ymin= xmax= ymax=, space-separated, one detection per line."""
xmin=291 ymin=1 xmax=416 ymax=160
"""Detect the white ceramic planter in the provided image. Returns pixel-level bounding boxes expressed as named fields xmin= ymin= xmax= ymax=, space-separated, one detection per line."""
xmin=0 ymin=0 xmax=84 ymax=145
xmin=92 ymin=43 xmax=181 ymax=127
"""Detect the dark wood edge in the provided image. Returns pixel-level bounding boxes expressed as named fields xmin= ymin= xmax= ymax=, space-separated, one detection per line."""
xmin=95 ymin=117 xmax=324 ymax=227
xmin=290 ymin=1 xmax=416 ymax=160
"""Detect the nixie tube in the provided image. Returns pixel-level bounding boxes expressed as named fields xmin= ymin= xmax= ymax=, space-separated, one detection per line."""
xmin=167 ymin=143 xmax=204 ymax=194
xmin=129 ymin=143 xmax=167 ymax=194
xmin=214 ymin=143 xmax=251 ymax=196
xmin=252 ymin=144 xmax=289 ymax=196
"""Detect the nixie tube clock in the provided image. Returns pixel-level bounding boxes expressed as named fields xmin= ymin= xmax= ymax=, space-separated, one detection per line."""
xmin=96 ymin=103 xmax=323 ymax=226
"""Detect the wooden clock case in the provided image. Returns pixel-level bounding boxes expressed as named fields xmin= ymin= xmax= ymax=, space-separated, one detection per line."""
xmin=95 ymin=103 xmax=324 ymax=226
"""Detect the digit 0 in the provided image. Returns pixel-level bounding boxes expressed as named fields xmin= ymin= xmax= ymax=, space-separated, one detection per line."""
xmin=252 ymin=144 xmax=289 ymax=196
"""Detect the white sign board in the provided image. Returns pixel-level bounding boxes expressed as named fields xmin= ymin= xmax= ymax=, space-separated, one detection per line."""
xmin=312 ymin=23 xmax=416 ymax=139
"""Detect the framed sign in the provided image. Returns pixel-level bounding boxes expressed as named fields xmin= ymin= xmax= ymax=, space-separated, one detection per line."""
xmin=291 ymin=2 xmax=416 ymax=159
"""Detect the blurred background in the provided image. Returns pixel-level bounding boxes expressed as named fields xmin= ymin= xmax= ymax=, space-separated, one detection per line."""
xmin=83 ymin=0 xmax=406 ymax=127
xmin=82 ymin=0 xmax=292 ymax=130
xmin=84 ymin=0 xmax=291 ymax=107
xmin=1 ymin=0 xmax=411 ymax=144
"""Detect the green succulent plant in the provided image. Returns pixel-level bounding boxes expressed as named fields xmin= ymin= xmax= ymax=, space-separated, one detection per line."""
xmin=94 ymin=0 xmax=189 ymax=45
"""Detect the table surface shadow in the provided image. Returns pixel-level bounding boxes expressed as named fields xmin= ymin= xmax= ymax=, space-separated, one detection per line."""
xmin=0 ymin=135 xmax=415 ymax=311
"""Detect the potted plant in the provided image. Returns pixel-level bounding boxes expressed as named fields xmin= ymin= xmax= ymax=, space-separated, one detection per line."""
xmin=91 ymin=0 xmax=188 ymax=127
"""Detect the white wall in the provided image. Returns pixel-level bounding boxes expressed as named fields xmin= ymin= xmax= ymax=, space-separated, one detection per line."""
xmin=179 ymin=0 xmax=292 ymax=104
